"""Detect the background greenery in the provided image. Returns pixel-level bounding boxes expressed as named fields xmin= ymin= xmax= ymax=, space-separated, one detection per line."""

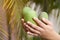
xmin=0 ymin=0 xmax=60 ymax=40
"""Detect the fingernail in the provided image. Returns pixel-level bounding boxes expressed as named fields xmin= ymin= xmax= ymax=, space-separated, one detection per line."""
xmin=27 ymin=32 xmax=30 ymax=34
xmin=42 ymin=18 xmax=45 ymax=20
xmin=27 ymin=21 xmax=30 ymax=23
xmin=33 ymin=17 xmax=37 ymax=19
xmin=21 ymin=19 xmax=24 ymax=21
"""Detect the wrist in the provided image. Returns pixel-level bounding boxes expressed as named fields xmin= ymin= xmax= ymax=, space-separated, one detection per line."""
xmin=50 ymin=34 xmax=60 ymax=40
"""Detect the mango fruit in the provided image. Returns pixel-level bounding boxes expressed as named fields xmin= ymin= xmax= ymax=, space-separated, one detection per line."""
xmin=23 ymin=7 xmax=37 ymax=24
xmin=23 ymin=7 xmax=42 ymax=40
xmin=38 ymin=12 xmax=48 ymax=20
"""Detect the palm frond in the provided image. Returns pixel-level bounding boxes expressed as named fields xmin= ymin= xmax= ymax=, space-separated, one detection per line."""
xmin=0 ymin=6 xmax=9 ymax=40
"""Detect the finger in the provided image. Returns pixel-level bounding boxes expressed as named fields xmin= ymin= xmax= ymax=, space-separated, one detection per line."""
xmin=21 ymin=19 xmax=28 ymax=31
xmin=27 ymin=32 xmax=38 ymax=37
xmin=27 ymin=21 xmax=45 ymax=32
xmin=33 ymin=17 xmax=46 ymax=28
xmin=21 ymin=19 xmax=24 ymax=24
xmin=24 ymin=23 xmax=40 ymax=35
xmin=42 ymin=18 xmax=53 ymax=26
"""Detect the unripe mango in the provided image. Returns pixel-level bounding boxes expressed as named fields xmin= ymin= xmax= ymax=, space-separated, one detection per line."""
xmin=23 ymin=7 xmax=37 ymax=24
xmin=38 ymin=12 xmax=48 ymax=20
xmin=23 ymin=7 xmax=42 ymax=40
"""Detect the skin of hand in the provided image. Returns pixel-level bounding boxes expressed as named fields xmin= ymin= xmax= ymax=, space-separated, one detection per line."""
xmin=21 ymin=17 xmax=60 ymax=40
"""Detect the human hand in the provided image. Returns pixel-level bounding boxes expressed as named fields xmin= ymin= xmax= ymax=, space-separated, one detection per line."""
xmin=21 ymin=17 xmax=60 ymax=40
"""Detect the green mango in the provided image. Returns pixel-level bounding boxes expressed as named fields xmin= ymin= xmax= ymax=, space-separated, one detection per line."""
xmin=38 ymin=12 xmax=48 ymax=20
xmin=23 ymin=7 xmax=42 ymax=40
xmin=23 ymin=7 xmax=37 ymax=24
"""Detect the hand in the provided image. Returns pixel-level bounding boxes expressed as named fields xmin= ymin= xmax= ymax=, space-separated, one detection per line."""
xmin=21 ymin=17 xmax=60 ymax=40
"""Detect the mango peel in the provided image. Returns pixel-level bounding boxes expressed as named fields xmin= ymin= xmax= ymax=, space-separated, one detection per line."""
xmin=23 ymin=7 xmax=37 ymax=24
xmin=23 ymin=7 xmax=48 ymax=25
xmin=38 ymin=12 xmax=48 ymax=20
